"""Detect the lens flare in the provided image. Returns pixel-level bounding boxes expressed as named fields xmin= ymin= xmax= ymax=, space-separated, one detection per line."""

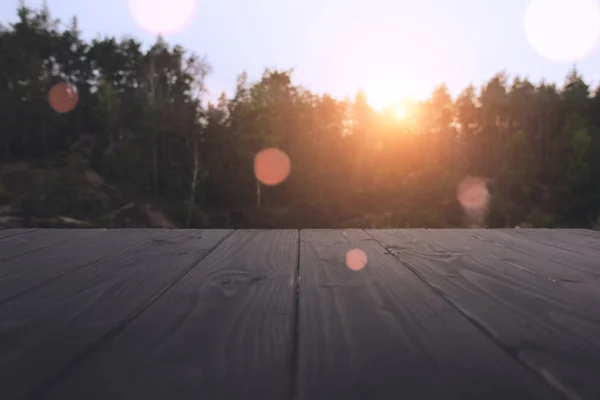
xmin=129 ymin=0 xmax=196 ymax=35
xmin=346 ymin=249 xmax=367 ymax=271
xmin=457 ymin=177 xmax=489 ymax=214
xmin=393 ymin=106 xmax=407 ymax=120
xmin=48 ymin=82 xmax=78 ymax=113
xmin=524 ymin=0 xmax=600 ymax=62
xmin=254 ymin=148 xmax=291 ymax=186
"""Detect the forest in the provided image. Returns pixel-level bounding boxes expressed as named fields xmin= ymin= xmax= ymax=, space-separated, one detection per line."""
xmin=1 ymin=4 xmax=600 ymax=229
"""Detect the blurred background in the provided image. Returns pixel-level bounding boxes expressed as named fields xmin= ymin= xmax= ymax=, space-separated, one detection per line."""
xmin=1 ymin=0 xmax=600 ymax=229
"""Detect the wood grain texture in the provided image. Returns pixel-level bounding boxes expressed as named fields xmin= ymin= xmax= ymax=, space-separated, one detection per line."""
xmin=369 ymin=229 xmax=600 ymax=400
xmin=0 ymin=229 xmax=232 ymax=400
xmin=40 ymin=229 xmax=298 ymax=400
xmin=565 ymin=230 xmax=600 ymax=251
xmin=0 ymin=229 xmax=38 ymax=240
xmin=550 ymin=229 xmax=600 ymax=241
xmin=0 ymin=229 xmax=103 ymax=262
xmin=0 ymin=229 xmax=164 ymax=305
xmin=298 ymin=229 xmax=562 ymax=400
xmin=461 ymin=229 xmax=600 ymax=282
xmin=505 ymin=229 xmax=600 ymax=256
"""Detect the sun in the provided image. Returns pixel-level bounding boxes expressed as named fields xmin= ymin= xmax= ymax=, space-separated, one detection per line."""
xmin=368 ymin=90 xmax=405 ymax=109
xmin=364 ymin=92 xmax=389 ymax=113
xmin=392 ymin=106 xmax=407 ymax=120
xmin=368 ymin=95 xmax=409 ymax=120
xmin=365 ymin=91 xmax=409 ymax=118
xmin=363 ymin=80 xmax=423 ymax=120
xmin=524 ymin=0 xmax=600 ymax=62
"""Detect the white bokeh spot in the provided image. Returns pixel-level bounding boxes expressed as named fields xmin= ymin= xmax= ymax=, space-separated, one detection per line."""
xmin=525 ymin=0 xmax=600 ymax=62
xmin=129 ymin=0 xmax=197 ymax=35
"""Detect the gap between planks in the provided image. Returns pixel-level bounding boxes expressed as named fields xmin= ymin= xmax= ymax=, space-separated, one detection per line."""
xmin=0 ymin=230 xmax=166 ymax=307
xmin=10 ymin=229 xmax=577 ymax=400
xmin=289 ymin=229 xmax=302 ymax=400
xmin=28 ymin=230 xmax=235 ymax=400
xmin=365 ymin=229 xmax=577 ymax=400
xmin=37 ymin=230 xmax=298 ymax=400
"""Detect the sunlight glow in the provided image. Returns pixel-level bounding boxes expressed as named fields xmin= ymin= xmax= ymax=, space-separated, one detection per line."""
xmin=392 ymin=106 xmax=407 ymax=120
xmin=129 ymin=0 xmax=196 ymax=35
xmin=254 ymin=148 xmax=291 ymax=186
xmin=381 ymin=102 xmax=415 ymax=123
xmin=364 ymin=74 xmax=430 ymax=114
xmin=346 ymin=249 xmax=367 ymax=271
xmin=48 ymin=82 xmax=78 ymax=113
xmin=525 ymin=0 xmax=600 ymax=62
xmin=366 ymin=90 xmax=405 ymax=113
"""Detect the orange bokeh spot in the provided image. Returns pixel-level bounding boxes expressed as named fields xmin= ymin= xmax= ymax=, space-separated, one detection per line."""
xmin=346 ymin=249 xmax=367 ymax=271
xmin=457 ymin=176 xmax=489 ymax=212
xmin=254 ymin=148 xmax=291 ymax=186
xmin=49 ymin=82 xmax=78 ymax=113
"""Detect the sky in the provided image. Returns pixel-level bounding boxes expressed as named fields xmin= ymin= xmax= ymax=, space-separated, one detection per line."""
xmin=2 ymin=0 xmax=600 ymax=108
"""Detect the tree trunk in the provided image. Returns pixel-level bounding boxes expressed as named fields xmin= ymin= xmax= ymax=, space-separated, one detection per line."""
xmin=42 ymin=126 xmax=48 ymax=159
xmin=186 ymin=138 xmax=199 ymax=228
xmin=152 ymin=138 xmax=158 ymax=197
xmin=256 ymin=180 xmax=261 ymax=209
xmin=147 ymin=47 xmax=159 ymax=198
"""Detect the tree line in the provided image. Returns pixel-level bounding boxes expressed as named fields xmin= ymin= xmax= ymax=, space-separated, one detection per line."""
xmin=1 ymin=5 xmax=600 ymax=229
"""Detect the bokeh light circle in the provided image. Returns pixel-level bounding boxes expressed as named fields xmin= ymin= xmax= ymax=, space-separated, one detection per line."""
xmin=457 ymin=177 xmax=489 ymax=214
xmin=254 ymin=148 xmax=291 ymax=186
xmin=48 ymin=82 xmax=79 ymax=113
xmin=129 ymin=0 xmax=196 ymax=35
xmin=524 ymin=0 xmax=600 ymax=62
xmin=346 ymin=249 xmax=367 ymax=271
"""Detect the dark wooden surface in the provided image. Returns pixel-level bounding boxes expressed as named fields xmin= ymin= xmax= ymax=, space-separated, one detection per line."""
xmin=0 ymin=229 xmax=599 ymax=399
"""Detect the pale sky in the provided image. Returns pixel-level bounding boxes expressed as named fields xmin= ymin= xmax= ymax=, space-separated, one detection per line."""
xmin=2 ymin=0 xmax=600 ymax=107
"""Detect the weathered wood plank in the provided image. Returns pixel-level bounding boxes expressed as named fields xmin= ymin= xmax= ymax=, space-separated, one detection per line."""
xmin=0 ymin=228 xmax=38 ymax=240
xmin=561 ymin=229 xmax=600 ymax=251
xmin=461 ymin=229 xmax=600 ymax=281
xmin=506 ymin=229 xmax=600 ymax=255
xmin=298 ymin=229 xmax=562 ymax=400
xmin=0 ymin=229 xmax=232 ymax=400
xmin=0 ymin=229 xmax=104 ymax=262
xmin=0 ymin=229 xmax=165 ymax=305
xmin=40 ymin=229 xmax=298 ymax=400
xmin=369 ymin=229 xmax=600 ymax=400
xmin=554 ymin=229 xmax=600 ymax=240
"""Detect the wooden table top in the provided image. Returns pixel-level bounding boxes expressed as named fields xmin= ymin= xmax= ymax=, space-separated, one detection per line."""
xmin=1 ymin=228 xmax=599 ymax=400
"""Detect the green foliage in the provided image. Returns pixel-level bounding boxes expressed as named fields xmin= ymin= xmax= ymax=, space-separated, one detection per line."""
xmin=594 ymin=216 xmax=600 ymax=231
xmin=0 ymin=181 xmax=11 ymax=204
xmin=524 ymin=208 xmax=558 ymax=228
xmin=2 ymin=5 xmax=600 ymax=229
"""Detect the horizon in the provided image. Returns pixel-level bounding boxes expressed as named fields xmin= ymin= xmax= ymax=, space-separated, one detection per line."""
xmin=2 ymin=0 xmax=600 ymax=108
